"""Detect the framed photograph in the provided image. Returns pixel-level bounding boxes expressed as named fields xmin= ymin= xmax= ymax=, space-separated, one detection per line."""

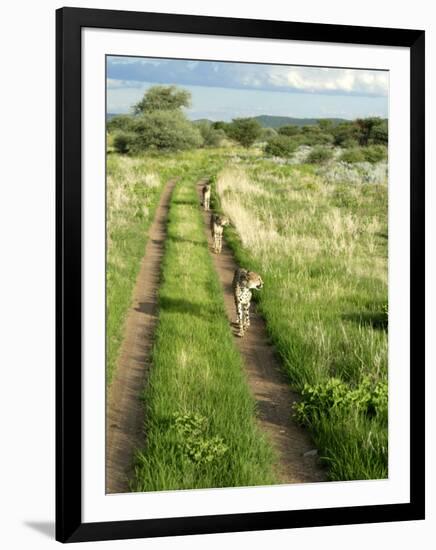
xmin=56 ymin=7 xmax=425 ymax=543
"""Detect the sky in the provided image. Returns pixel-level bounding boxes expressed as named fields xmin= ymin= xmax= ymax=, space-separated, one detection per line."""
xmin=107 ymin=56 xmax=389 ymax=121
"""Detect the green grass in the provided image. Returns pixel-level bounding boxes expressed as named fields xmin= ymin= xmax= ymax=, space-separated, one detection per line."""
xmin=106 ymin=148 xmax=225 ymax=384
xmin=131 ymin=170 xmax=277 ymax=491
xmin=213 ymin=155 xmax=388 ymax=481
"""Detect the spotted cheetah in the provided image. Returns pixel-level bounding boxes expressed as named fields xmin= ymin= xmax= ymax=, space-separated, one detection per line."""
xmin=202 ymin=182 xmax=211 ymax=211
xmin=232 ymin=268 xmax=263 ymax=337
xmin=210 ymin=214 xmax=229 ymax=254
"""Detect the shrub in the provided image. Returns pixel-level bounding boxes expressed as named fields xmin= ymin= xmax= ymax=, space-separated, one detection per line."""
xmin=171 ymin=412 xmax=228 ymax=466
xmin=131 ymin=110 xmax=203 ymax=152
xmin=265 ymin=135 xmax=298 ymax=158
xmin=307 ymin=146 xmax=334 ymax=164
xmin=340 ymin=146 xmax=387 ymax=164
xmin=362 ymin=145 xmax=388 ymax=163
xmin=340 ymin=147 xmax=366 ymax=163
xmin=196 ymin=121 xmax=225 ymax=147
xmin=294 ymin=377 xmax=388 ymax=426
xmin=113 ymin=131 xmax=135 ymax=154
xmin=301 ymin=132 xmax=334 ymax=146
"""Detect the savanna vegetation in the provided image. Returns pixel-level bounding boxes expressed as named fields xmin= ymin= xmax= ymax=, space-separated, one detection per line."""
xmin=107 ymin=84 xmax=389 ymax=484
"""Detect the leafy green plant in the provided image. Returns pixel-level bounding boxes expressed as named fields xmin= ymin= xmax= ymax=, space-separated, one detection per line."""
xmin=294 ymin=376 xmax=388 ymax=426
xmin=171 ymin=412 xmax=229 ymax=465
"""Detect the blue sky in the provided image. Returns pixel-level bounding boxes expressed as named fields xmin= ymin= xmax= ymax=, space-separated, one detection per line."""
xmin=107 ymin=56 xmax=388 ymax=120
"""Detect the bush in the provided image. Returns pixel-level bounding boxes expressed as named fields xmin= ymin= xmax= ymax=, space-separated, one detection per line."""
xmin=340 ymin=147 xmax=365 ymax=163
xmin=307 ymin=146 xmax=334 ymax=164
xmin=196 ymin=121 xmax=225 ymax=147
xmin=362 ymin=145 xmax=388 ymax=163
xmin=294 ymin=377 xmax=388 ymax=426
xmin=131 ymin=110 xmax=203 ymax=152
xmin=340 ymin=146 xmax=387 ymax=164
xmin=301 ymin=132 xmax=334 ymax=146
xmin=113 ymin=131 xmax=135 ymax=153
xmin=264 ymin=135 xmax=298 ymax=158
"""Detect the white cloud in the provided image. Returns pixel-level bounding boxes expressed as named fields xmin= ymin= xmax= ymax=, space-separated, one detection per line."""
xmin=265 ymin=67 xmax=388 ymax=96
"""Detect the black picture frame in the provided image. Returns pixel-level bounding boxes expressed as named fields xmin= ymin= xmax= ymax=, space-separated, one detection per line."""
xmin=56 ymin=6 xmax=425 ymax=543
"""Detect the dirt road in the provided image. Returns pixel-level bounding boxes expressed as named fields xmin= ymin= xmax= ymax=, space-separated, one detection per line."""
xmin=198 ymin=180 xmax=326 ymax=484
xmin=106 ymin=179 xmax=177 ymax=494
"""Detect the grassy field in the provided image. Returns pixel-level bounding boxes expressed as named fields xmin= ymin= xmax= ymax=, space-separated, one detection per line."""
xmin=132 ymin=165 xmax=277 ymax=491
xmin=106 ymin=150 xmax=226 ymax=384
xmin=213 ymin=155 xmax=388 ymax=480
xmin=107 ymin=143 xmax=388 ymax=483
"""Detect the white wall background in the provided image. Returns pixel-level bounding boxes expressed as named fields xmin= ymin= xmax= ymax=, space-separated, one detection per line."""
xmin=0 ymin=1 xmax=433 ymax=548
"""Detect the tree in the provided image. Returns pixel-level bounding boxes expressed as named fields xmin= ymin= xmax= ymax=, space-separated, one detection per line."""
xmin=355 ymin=117 xmax=382 ymax=146
xmin=227 ymin=118 xmax=262 ymax=148
xmin=131 ymin=110 xmax=203 ymax=152
xmin=133 ymin=85 xmax=191 ymax=114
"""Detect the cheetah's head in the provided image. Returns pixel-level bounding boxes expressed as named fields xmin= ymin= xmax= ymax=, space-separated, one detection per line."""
xmin=218 ymin=216 xmax=230 ymax=227
xmin=247 ymin=271 xmax=264 ymax=290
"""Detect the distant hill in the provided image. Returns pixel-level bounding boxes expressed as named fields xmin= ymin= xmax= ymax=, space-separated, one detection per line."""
xmin=108 ymin=113 xmax=348 ymax=128
xmin=253 ymin=115 xmax=347 ymax=128
xmin=190 ymin=115 xmax=347 ymax=128
xmin=107 ymin=113 xmax=126 ymax=120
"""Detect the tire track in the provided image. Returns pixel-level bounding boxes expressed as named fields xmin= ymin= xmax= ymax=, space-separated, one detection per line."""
xmin=197 ymin=180 xmax=326 ymax=484
xmin=106 ymin=179 xmax=177 ymax=494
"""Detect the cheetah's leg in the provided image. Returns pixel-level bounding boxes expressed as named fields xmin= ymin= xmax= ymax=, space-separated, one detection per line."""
xmin=217 ymin=234 xmax=222 ymax=254
xmin=236 ymin=300 xmax=244 ymax=336
xmin=243 ymin=302 xmax=250 ymax=328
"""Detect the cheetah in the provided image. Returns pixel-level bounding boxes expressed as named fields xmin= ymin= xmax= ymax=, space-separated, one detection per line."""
xmin=210 ymin=214 xmax=229 ymax=254
xmin=232 ymin=268 xmax=263 ymax=337
xmin=202 ymin=182 xmax=211 ymax=211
